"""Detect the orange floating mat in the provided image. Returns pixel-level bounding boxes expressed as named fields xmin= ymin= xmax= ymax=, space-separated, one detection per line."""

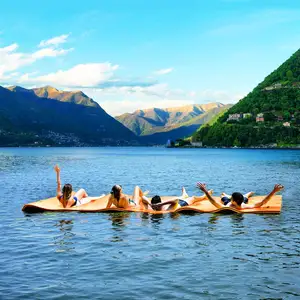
xmin=22 ymin=194 xmax=282 ymax=214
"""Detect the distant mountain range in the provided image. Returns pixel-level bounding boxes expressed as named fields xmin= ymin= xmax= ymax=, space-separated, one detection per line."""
xmin=0 ymin=85 xmax=138 ymax=146
xmin=117 ymin=103 xmax=232 ymax=144
xmin=0 ymin=84 xmax=233 ymax=146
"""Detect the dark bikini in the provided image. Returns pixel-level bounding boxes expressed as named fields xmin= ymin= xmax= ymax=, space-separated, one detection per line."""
xmin=59 ymin=195 xmax=78 ymax=207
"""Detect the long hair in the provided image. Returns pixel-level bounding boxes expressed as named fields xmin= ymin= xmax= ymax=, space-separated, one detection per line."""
xmin=111 ymin=185 xmax=122 ymax=201
xmin=62 ymin=184 xmax=73 ymax=205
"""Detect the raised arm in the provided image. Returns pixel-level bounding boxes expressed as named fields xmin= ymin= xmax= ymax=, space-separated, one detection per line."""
xmin=196 ymin=182 xmax=223 ymax=209
xmin=252 ymin=184 xmax=284 ymax=208
xmin=54 ymin=165 xmax=62 ymax=199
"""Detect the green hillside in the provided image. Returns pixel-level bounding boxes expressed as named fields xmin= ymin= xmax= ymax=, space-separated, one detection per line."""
xmin=193 ymin=48 xmax=300 ymax=147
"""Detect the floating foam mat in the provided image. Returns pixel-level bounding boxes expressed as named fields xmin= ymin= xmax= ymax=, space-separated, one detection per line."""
xmin=22 ymin=194 xmax=282 ymax=214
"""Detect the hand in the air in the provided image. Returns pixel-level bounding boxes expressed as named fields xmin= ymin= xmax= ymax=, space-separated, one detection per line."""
xmin=196 ymin=182 xmax=207 ymax=192
xmin=273 ymin=184 xmax=284 ymax=193
xmin=54 ymin=165 xmax=60 ymax=173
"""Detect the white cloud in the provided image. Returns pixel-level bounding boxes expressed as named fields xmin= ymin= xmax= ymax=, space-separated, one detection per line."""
xmin=0 ymin=43 xmax=18 ymax=52
xmin=154 ymin=68 xmax=173 ymax=75
xmin=0 ymin=41 xmax=71 ymax=80
xmin=38 ymin=34 xmax=70 ymax=48
xmin=20 ymin=63 xmax=119 ymax=87
xmin=32 ymin=47 xmax=73 ymax=59
xmin=90 ymin=83 xmax=185 ymax=99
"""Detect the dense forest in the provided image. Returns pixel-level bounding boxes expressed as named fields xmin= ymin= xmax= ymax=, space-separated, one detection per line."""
xmin=193 ymin=49 xmax=300 ymax=147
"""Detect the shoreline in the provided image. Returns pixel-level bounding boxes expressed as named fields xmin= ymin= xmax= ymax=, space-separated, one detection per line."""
xmin=0 ymin=145 xmax=300 ymax=150
xmin=167 ymin=146 xmax=300 ymax=150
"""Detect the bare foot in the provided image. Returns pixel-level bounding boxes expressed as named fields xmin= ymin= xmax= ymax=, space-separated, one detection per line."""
xmin=245 ymin=191 xmax=254 ymax=198
xmin=221 ymin=192 xmax=231 ymax=198
xmin=181 ymin=186 xmax=189 ymax=198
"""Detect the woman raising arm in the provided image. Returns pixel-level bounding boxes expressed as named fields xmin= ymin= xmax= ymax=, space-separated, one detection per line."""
xmin=54 ymin=165 xmax=89 ymax=208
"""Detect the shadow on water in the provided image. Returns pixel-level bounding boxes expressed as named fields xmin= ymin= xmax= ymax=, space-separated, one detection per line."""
xmin=53 ymin=219 xmax=75 ymax=253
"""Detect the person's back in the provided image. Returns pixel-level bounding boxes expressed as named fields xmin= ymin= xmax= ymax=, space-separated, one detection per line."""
xmin=112 ymin=194 xmax=130 ymax=208
xmin=106 ymin=185 xmax=139 ymax=209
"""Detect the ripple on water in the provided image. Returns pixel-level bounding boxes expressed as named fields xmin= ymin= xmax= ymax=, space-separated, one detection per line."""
xmin=0 ymin=147 xmax=300 ymax=299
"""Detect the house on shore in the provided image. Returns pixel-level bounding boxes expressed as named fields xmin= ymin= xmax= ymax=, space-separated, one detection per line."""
xmin=256 ymin=113 xmax=264 ymax=122
xmin=227 ymin=114 xmax=242 ymax=121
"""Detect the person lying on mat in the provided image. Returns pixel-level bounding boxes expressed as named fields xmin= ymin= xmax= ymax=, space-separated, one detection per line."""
xmin=196 ymin=182 xmax=284 ymax=209
xmin=106 ymin=185 xmax=141 ymax=209
xmin=140 ymin=187 xmax=212 ymax=211
xmin=54 ymin=165 xmax=90 ymax=208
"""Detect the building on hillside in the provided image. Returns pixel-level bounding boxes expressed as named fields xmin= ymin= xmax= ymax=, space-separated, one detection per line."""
xmin=243 ymin=113 xmax=252 ymax=118
xmin=191 ymin=142 xmax=203 ymax=147
xmin=227 ymin=114 xmax=242 ymax=121
xmin=277 ymin=115 xmax=283 ymax=121
xmin=256 ymin=113 xmax=264 ymax=122
xmin=274 ymin=83 xmax=282 ymax=89
xmin=264 ymin=86 xmax=274 ymax=91
xmin=264 ymin=83 xmax=282 ymax=91
xmin=283 ymin=122 xmax=290 ymax=127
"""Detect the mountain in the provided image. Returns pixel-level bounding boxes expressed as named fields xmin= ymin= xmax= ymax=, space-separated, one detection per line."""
xmin=193 ymin=49 xmax=300 ymax=147
xmin=116 ymin=103 xmax=231 ymax=144
xmin=0 ymin=85 xmax=139 ymax=146
xmin=8 ymin=85 xmax=99 ymax=108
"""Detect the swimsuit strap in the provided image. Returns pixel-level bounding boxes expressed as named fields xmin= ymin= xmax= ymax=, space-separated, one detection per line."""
xmin=129 ymin=198 xmax=136 ymax=205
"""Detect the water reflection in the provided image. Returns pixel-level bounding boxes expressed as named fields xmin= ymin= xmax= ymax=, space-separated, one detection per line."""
xmin=230 ymin=214 xmax=244 ymax=225
xmin=208 ymin=214 xmax=220 ymax=224
xmin=108 ymin=212 xmax=130 ymax=230
xmin=140 ymin=212 xmax=165 ymax=228
xmin=108 ymin=212 xmax=130 ymax=243
xmin=53 ymin=219 xmax=75 ymax=253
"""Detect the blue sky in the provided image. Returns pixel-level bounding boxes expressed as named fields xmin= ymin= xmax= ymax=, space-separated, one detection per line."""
xmin=0 ymin=0 xmax=299 ymax=115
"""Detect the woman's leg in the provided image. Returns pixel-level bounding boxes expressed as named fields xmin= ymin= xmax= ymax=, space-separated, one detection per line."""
xmin=132 ymin=186 xmax=143 ymax=207
xmin=221 ymin=192 xmax=231 ymax=199
xmin=74 ymin=188 xmax=88 ymax=202
xmin=243 ymin=191 xmax=254 ymax=204
xmin=181 ymin=187 xmax=189 ymax=198
xmin=243 ymin=191 xmax=254 ymax=198
xmin=183 ymin=188 xmax=214 ymax=205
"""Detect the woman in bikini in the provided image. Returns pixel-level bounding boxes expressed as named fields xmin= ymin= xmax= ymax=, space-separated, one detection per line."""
xmin=106 ymin=185 xmax=142 ymax=209
xmin=140 ymin=187 xmax=213 ymax=211
xmin=55 ymin=165 xmax=90 ymax=208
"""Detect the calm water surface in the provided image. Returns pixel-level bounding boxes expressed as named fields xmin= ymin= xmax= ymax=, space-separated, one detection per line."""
xmin=0 ymin=147 xmax=299 ymax=299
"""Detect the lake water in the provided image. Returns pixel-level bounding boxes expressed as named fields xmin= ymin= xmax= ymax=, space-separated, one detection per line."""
xmin=0 ymin=147 xmax=299 ymax=299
